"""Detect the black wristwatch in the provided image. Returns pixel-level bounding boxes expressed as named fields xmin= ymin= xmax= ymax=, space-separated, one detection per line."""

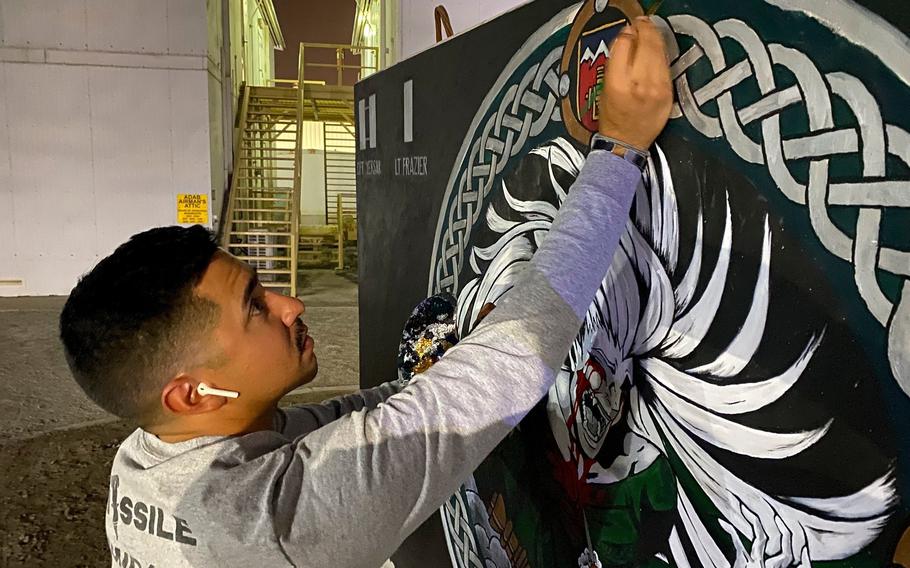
xmin=590 ymin=133 xmax=650 ymax=172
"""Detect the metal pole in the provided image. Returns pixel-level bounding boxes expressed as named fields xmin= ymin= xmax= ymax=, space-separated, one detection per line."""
xmin=290 ymin=43 xmax=306 ymax=296
xmin=337 ymin=193 xmax=344 ymax=271
xmin=336 ymin=48 xmax=344 ymax=86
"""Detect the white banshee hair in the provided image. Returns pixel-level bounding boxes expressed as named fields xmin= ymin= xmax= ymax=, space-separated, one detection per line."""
xmin=455 ymin=137 xmax=896 ymax=565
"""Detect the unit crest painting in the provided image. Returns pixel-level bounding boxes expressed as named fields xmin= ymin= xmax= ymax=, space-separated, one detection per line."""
xmin=355 ymin=0 xmax=910 ymax=566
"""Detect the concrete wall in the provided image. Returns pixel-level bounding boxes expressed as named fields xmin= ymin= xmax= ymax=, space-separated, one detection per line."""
xmin=398 ymin=0 xmax=528 ymax=61
xmin=208 ymin=0 xmax=229 ymax=230
xmin=0 ymin=0 xmax=215 ymax=296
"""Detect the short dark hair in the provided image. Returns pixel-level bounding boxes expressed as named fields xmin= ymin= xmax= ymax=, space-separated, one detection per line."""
xmin=60 ymin=225 xmax=221 ymax=422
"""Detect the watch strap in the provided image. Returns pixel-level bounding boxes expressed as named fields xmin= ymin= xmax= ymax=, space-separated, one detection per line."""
xmin=590 ymin=134 xmax=650 ymax=172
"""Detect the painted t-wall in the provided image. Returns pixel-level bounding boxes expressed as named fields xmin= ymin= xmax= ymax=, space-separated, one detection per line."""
xmin=398 ymin=0 xmax=530 ymax=61
xmin=0 ymin=0 xmax=215 ymax=296
xmin=357 ymin=0 xmax=910 ymax=565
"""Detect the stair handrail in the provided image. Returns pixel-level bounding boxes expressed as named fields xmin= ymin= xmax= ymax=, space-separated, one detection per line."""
xmin=336 ymin=193 xmax=345 ymax=271
xmin=335 ymin=191 xmax=357 ymax=271
xmin=265 ymin=78 xmax=300 ymax=87
xmin=289 ymin=44 xmax=307 ymax=296
xmin=297 ymin=42 xmax=379 ymax=87
xmin=220 ymin=83 xmax=251 ymax=248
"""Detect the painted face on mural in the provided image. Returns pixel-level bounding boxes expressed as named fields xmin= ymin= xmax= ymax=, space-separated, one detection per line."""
xmin=573 ymin=353 xmax=630 ymax=459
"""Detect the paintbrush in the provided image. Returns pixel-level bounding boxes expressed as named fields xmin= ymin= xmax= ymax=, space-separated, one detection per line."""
xmin=645 ymin=0 xmax=664 ymax=16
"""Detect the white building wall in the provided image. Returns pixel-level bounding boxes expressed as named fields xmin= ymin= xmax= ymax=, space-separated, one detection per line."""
xmin=208 ymin=0 xmax=229 ymax=231
xmin=299 ymin=123 xmax=326 ymax=225
xmin=271 ymin=128 xmax=326 ymax=226
xmin=397 ymin=0 xmax=529 ymax=61
xmin=0 ymin=0 xmax=214 ymax=296
xmin=299 ymin=150 xmax=327 ymax=226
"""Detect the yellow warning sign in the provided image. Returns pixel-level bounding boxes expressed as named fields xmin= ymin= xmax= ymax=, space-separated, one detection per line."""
xmin=177 ymin=193 xmax=209 ymax=225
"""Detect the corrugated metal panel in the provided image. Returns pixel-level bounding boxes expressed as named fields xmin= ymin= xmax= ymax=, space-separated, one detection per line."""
xmin=300 ymin=120 xmax=325 ymax=150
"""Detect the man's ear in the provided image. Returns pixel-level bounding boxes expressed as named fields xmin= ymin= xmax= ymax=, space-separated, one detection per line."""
xmin=161 ymin=374 xmax=227 ymax=415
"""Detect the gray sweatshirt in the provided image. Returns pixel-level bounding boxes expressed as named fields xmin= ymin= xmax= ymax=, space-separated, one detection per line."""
xmin=105 ymin=150 xmax=641 ymax=568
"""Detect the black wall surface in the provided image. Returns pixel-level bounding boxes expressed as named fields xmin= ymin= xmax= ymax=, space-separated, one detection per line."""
xmin=355 ymin=0 xmax=910 ymax=566
xmin=355 ymin=0 xmax=574 ymax=389
xmin=355 ymin=0 xmax=909 ymax=385
xmin=354 ymin=6 xmax=577 ymax=563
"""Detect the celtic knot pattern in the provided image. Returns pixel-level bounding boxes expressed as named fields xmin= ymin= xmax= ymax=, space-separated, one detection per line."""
xmin=431 ymin=12 xmax=910 ymax=392
xmin=664 ymin=14 xmax=910 ymax=390
xmin=441 ymin=490 xmax=484 ymax=568
xmin=434 ymin=45 xmax=564 ymax=294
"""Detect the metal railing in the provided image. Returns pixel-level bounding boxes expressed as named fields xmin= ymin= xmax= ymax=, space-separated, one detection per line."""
xmin=289 ymin=42 xmax=379 ymax=87
xmin=335 ymin=192 xmax=357 ymax=270
xmin=304 ymin=42 xmax=378 ymax=86
xmin=219 ymin=84 xmax=251 ymax=248
xmin=265 ymin=78 xmax=301 ymax=87
xmin=289 ymin=44 xmax=309 ymax=294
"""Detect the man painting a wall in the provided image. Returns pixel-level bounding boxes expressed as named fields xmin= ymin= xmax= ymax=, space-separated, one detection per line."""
xmin=58 ymin=15 xmax=673 ymax=568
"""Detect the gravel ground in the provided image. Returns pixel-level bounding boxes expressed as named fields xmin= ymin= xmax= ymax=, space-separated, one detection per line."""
xmin=0 ymin=296 xmax=109 ymax=443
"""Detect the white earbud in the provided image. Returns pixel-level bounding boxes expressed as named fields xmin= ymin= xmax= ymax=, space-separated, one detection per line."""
xmin=197 ymin=383 xmax=239 ymax=399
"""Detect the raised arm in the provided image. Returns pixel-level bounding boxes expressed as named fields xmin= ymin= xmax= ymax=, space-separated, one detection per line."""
xmin=278 ymin=381 xmax=403 ymax=439
xmin=273 ymin=18 xmax=672 ymax=566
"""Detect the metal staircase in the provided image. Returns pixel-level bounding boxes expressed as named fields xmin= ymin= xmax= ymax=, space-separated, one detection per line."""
xmin=221 ymin=85 xmax=301 ymax=294
xmin=220 ymin=43 xmax=377 ymax=294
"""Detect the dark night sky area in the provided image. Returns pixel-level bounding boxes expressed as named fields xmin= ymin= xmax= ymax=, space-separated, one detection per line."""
xmin=273 ymin=0 xmax=362 ymax=85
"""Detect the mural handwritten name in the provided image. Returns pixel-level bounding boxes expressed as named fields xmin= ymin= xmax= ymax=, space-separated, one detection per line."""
xmin=394 ymin=156 xmax=429 ymax=177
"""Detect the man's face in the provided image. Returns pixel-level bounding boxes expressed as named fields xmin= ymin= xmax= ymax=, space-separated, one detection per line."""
xmin=195 ymin=251 xmax=317 ymax=407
